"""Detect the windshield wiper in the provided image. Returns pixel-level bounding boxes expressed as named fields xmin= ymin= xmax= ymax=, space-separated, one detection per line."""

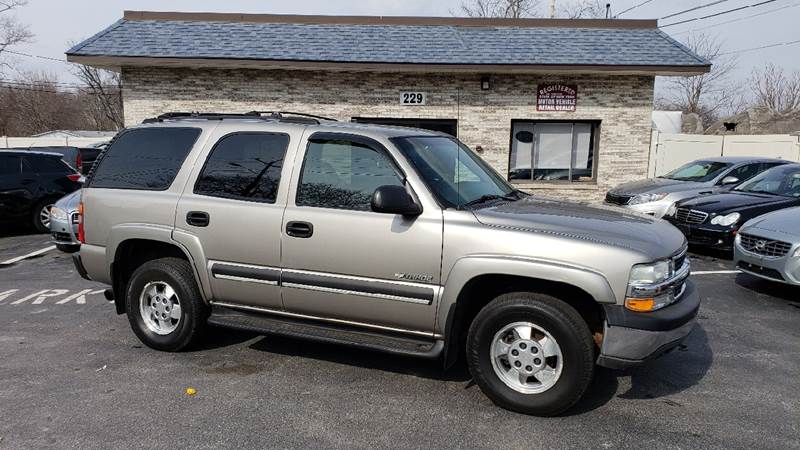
xmin=463 ymin=191 xmax=522 ymax=208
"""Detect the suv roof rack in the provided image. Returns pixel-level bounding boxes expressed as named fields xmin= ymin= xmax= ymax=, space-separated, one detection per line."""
xmin=142 ymin=111 xmax=337 ymax=125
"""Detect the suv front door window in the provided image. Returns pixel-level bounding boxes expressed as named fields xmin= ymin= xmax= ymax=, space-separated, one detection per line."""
xmin=281 ymin=133 xmax=443 ymax=332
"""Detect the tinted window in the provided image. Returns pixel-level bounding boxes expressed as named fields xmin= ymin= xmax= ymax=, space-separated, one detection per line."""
xmin=24 ymin=155 xmax=71 ymax=174
xmin=90 ymin=128 xmax=201 ymax=190
xmin=0 ymin=154 xmax=21 ymax=175
xmin=736 ymin=165 xmax=800 ymax=197
xmin=394 ymin=136 xmax=513 ymax=208
xmin=726 ymin=163 xmax=762 ymax=183
xmin=195 ymin=133 xmax=289 ymax=203
xmin=661 ymin=161 xmax=731 ymax=182
xmin=296 ymin=138 xmax=403 ymax=211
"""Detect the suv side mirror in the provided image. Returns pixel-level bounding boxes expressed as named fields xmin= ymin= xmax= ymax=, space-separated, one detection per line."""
xmin=720 ymin=176 xmax=740 ymax=185
xmin=371 ymin=185 xmax=422 ymax=216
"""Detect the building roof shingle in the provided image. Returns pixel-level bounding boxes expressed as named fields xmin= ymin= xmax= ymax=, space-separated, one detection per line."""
xmin=67 ymin=11 xmax=709 ymax=74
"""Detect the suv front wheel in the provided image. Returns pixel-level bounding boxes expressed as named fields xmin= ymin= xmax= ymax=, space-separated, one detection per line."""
xmin=125 ymin=257 xmax=208 ymax=351
xmin=466 ymin=292 xmax=595 ymax=416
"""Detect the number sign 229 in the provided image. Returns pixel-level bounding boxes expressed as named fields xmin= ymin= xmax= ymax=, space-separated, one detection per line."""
xmin=400 ymin=92 xmax=426 ymax=105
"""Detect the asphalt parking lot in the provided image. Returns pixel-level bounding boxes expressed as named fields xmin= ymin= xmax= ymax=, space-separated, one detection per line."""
xmin=0 ymin=231 xmax=798 ymax=449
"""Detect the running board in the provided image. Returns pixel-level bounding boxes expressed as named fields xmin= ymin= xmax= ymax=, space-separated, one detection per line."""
xmin=208 ymin=305 xmax=444 ymax=359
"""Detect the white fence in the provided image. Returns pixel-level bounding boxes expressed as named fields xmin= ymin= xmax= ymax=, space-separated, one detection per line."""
xmin=648 ymin=131 xmax=800 ymax=177
xmin=1 ymin=136 xmax=109 ymax=148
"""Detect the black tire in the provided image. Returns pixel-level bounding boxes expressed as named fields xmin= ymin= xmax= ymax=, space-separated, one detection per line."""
xmin=31 ymin=200 xmax=54 ymax=233
xmin=466 ymin=292 xmax=595 ymax=416
xmin=125 ymin=257 xmax=209 ymax=351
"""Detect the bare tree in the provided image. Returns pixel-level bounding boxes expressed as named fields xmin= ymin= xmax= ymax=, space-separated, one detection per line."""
xmin=0 ymin=0 xmax=33 ymax=71
xmin=559 ymin=0 xmax=609 ymax=18
xmin=0 ymin=71 xmax=94 ymax=135
xmin=656 ymin=33 xmax=741 ymax=127
xmin=749 ymin=63 xmax=800 ymax=115
xmin=74 ymin=64 xmax=124 ymax=130
xmin=457 ymin=0 xmax=542 ymax=18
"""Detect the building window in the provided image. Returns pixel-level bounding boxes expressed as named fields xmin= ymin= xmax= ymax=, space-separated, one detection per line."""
xmin=509 ymin=121 xmax=598 ymax=182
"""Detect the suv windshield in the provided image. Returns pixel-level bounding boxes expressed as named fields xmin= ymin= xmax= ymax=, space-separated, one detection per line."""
xmin=660 ymin=161 xmax=731 ymax=182
xmin=392 ymin=136 xmax=519 ymax=209
xmin=734 ymin=165 xmax=800 ymax=197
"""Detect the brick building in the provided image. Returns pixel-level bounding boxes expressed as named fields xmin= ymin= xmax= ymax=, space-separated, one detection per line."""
xmin=67 ymin=11 xmax=708 ymax=202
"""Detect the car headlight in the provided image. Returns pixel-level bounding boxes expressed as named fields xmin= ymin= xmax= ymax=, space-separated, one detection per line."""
xmin=49 ymin=206 xmax=68 ymax=221
xmin=628 ymin=260 xmax=671 ymax=285
xmin=628 ymin=193 xmax=668 ymax=205
xmin=665 ymin=203 xmax=677 ymax=217
xmin=793 ymin=247 xmax=800 ymax=258
xmin=710 ymin=212 xmax=740 ymax=226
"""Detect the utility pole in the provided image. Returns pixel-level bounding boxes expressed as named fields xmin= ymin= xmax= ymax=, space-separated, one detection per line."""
xmin=549 ymin=0 xmax=556 ymax=18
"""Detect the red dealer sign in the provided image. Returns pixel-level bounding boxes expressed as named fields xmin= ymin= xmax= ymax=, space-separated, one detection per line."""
xmin=536 ymin=84 xmax=577 ymax=112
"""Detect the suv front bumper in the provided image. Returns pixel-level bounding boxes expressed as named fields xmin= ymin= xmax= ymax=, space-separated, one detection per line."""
xmin=597 ymin=280 xmax=700 ymax=370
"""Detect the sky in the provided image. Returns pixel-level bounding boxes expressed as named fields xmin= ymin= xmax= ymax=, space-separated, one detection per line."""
xmin=3 ymin=0 xmax=800 ymax=89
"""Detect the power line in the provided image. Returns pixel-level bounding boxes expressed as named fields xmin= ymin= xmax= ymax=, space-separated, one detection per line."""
xmin=661 ymin=0 xmax=779 ymax=27
xmin=718 ymin=38 xmax=800 ymax=55
xmin=660 ymin=0 xmax=731 ymax=20
xmin=0 ymin=84 xmax=68 ymax=94
xmin=0 ymin=79 xmax=85 ymax=89
xmin=673 ymin=2 xmax=800 ymax=35
xmin=615 ymin=0 xmax=657 ymax=17
xmin=2 ymin=49 xmax=76 ymax=65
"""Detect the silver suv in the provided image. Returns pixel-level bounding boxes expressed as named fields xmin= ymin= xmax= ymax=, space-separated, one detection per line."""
xmin=73 ymin=112 xmax=699 ymax=416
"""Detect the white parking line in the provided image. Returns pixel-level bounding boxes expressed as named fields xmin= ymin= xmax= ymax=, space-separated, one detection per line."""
xmin=0 ymin=245 xmax=56 ymax=265
xmin=693 ymin=270 xmax=741 ymax=275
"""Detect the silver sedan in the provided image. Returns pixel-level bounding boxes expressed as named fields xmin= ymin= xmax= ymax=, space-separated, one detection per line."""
xmin=734 ymin=206 xmax=800 ymax=285
xmin=49 ymin=189 xmax=81 ymax=253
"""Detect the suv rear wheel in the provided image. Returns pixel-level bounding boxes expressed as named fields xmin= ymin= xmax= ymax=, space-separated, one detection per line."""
xmin=466 ymin=292 xmax=594 ymax=416
xmin=125 ymin=257 xmax=208 ymax=351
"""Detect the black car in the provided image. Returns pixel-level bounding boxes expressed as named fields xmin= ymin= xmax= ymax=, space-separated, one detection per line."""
xmin=665 ymin=163 xmax=800 ymax=250
xmin=0 ymin=150 xmax=82 ymax=232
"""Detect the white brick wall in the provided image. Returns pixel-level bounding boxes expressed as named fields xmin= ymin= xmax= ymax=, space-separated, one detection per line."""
xmin=122 ymin=67 xmax=655 ymax=202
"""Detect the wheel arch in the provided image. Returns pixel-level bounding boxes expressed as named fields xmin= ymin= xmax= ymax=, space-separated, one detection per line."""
xmin=438 ymin=257 xmax=616 ymax=368
xmin=109 ymin=233 xmax=207 ymax=314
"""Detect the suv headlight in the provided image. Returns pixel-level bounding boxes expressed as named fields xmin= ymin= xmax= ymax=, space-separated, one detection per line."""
xmin=710 ymin=212 xmax=740 ymax=226
xmin=49 ymin=206 xmax=68 ymax=221
xmin=629 ymin=193 xmax=668 ymax=205
xmin=628 ymin=260 xmax=671 ymax=285
xmin=625 ymin=260 xmax=675 ymax=312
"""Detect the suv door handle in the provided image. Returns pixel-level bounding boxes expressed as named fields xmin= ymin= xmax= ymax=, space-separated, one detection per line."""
xmin=186 ymin=211 xmax=210 ymax=227
xmin=286 ymin=221 xmax=313 ymax=238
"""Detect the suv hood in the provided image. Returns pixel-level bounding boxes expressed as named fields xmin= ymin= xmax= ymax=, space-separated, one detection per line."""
xmin=609 ymin=177 xmax=706 ymax=196
xmin=472 ymin=197 xmax=685 ymax=259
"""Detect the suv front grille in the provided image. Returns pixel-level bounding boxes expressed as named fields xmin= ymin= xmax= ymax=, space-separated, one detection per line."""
xmin=605 ymin=192 xmax=633 ymax=205
xmin=738 ymin=233 xmax=792 ymax=258
xmin=674 ymin=207 xmax=708 ymax=224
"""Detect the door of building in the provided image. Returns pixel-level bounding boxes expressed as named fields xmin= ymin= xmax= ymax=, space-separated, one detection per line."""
xmin=352 ymin=118 xmax=458 ymax=137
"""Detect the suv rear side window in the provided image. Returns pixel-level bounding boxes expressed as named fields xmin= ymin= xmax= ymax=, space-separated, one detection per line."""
xmin=24 ymin=155 xmax=71 ymax=174
xmin=90 ymin=128 xmax=201 ymax=190
xmin=194 ymin=132 xmax=289 ymax=203
xmin=296 ymin=137 xmax=403 ymax=211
